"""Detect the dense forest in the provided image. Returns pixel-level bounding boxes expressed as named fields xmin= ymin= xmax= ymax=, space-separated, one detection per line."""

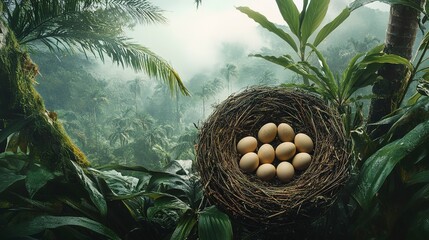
xmin=1 ymin=0 xmax=429 ymax=239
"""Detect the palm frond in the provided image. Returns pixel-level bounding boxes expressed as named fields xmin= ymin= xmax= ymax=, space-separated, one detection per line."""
xmin=2 ymin=0 xmax=188 ymax=95
xmin=103 ymin=0 xmax=166 ymax=25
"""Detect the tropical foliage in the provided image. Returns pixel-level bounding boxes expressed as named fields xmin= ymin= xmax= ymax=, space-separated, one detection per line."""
xmin=2 ymin=0 xmax=429 ymax=239
xmin=0 ymin=0 xmax=189 ymax=95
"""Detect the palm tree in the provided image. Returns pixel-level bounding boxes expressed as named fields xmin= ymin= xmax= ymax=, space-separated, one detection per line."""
xmin=367 ymin=0 xmax=424 ymax=137
xmin=128 ymin=78 xmax=145 ymax=114
xmin=108 ymin=108 xmax=134 ymax=147
xmin=1 ymin=0 xmax=188 ymax=95
xmin=221 ymin=63 xmax=237 ymax=94
xmin=196 ymin=78 xmax=224 ymax=119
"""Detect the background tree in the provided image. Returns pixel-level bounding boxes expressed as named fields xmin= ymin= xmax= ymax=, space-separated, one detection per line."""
xmin=128 ymin=78 xmax=146 ymax=114
xmin=196 ymin=78 xmax=224 ymax=119
xmin=367 ymin=0 xmax=424 ymax=137
xmin=221 ymin=63 xmax=237 ymax=94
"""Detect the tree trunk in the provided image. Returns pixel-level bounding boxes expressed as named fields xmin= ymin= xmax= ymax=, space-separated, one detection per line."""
xmin=367 ymin=1 xmax=422 ymax=138
xmin=0 ymin=21 xmax=89 ymax=170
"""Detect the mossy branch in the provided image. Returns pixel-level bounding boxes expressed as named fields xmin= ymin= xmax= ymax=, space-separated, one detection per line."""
xmin=0 ymin=21 xmax=89 ymax=170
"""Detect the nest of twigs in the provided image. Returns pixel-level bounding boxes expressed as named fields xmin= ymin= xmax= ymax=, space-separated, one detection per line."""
xmin=197 ymin=87 xmax=350 ymax=226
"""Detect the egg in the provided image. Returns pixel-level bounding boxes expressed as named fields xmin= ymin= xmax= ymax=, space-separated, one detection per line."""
xmin=258 ymin=144 xmax=275 ymax=164
xmin=256 ymin=163 xmax=276 ymax=181
xmin=275 ymin=142 xmax=296 ymax=161
xmin=292 ymin=152 xmax=312 ymax=171
xmin=278 ymin=123 xmax=295 ymax=142
xmin=276 ymin=161 xmax=295 ymax=183
xmin=239 ymin=152 xmax=260 ymax=173
xmin=258 ymin=123 xmax=277 ymax=143
xmin=294 ymin=133 xmax=314 ymax=153
xmin=237 ymin=136 xmax=257 ymax=154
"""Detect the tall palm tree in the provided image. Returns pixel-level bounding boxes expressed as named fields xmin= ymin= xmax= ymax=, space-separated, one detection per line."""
xmin=221 ymin=63 xmax=237 ymax=94
xmin=196 ymin=78 xmax=224 ymax=119
xmin=367 ymin=0 xmax=424 ymax=137
xmin=128 ymin=78 xmax=145 ymax=113
xmin=0 ymin=0 xmax=189 ymax=95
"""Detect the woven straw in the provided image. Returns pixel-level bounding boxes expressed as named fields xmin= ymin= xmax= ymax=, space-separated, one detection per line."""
xmin=196 ymin=87 xmax=350 ymax=226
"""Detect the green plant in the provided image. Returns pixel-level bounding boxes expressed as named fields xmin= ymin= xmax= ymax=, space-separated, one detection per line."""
xmin=237 ymin=0 xmax=359 ymax=85
xmin=282 ymin=44 xmax=412 ymax=132
xmin=0 ymin=153 xmax=122 ymax=239
xmin=97 ymin=160 xmax=233 ymax=240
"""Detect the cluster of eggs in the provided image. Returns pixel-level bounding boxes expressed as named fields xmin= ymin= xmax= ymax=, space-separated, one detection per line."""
xmin=237 ymin=123 xmax=314 ymax=183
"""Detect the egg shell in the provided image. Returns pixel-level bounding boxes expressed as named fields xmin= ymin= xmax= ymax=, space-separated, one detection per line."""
xmin=275 ymin=142 xmax=296 ymax=161
xmin=292 ymin=152 xmax=312 ymax=171
xmin=237 ymin=136 xmax=258 ymax=154
xmin=256 ymin=163 xmax=276 ymax=181
xmin=258 ymin=123 xmax=277 ymax=143
xmin=239 ymin=152 xmax=260 ymax=173
xmin=258 ymin=144 xmax=275 ymax=164
xmin=294 ymin=133 xmax=314 ymax=153
xmin=277 ymin=161 xmax=295 ymax=183
xmin=278 ymin=123 xmax=295 ymax=142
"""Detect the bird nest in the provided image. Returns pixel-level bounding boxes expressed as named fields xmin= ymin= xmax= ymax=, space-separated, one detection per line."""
xmin=196 ymin=87 xmax=350 ymax=226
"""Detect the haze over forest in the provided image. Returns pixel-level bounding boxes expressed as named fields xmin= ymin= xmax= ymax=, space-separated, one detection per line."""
xmin=29 ymin=1 xmax=403 ymax=167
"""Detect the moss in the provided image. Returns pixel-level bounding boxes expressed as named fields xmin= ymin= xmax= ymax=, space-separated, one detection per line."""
xmin=0 ymin=21 xmax=89 ymax=169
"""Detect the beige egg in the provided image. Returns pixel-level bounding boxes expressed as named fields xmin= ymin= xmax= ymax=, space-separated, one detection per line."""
xmin=239 ymin=152 xmax=260 ymax=173
xmin=258 ymin=144 xmax=275 ymax=164
xmin=292 ymin=152 xmax=312 ymax=171
xmin=278 ymin=123 xmax=295 ymax=142
xmin=294 ymin=133 xmax=314 ymax=153
xmin=276 ymin=161 xmax=295 ymax=183
xmin=275 ymin=142 xmax=296 ymax=161
xmin=258 ymin=123 xmax=277 ymax=143
xmin=237 ymin=136 xmax=258 ymax=154
xmin=256 ymin=163 xmax=276 ymax=181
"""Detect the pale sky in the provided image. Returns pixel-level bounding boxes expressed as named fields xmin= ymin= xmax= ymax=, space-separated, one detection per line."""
xmin=121 ymin=0 xmax=389 ymax=81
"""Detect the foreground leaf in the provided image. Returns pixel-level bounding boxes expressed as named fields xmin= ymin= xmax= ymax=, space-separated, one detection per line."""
xmin=25 ymin=164 xmax=56 ymax=198
xmin=0 ymin=167 xmax=25 ymax=194
xmin=170 ymin=209 xmax=197 ymax=240
xmin=276 ymin=0 xmax=300 ymax=36
xmin=353 ymin=120 xmax=429 ymax=209
xmin=198 ymin=206 xmax=233 ymax=240
xmin=70 ymin=161 xmax=107 ymax=216
xmin=0 ymin=215 xmax=120 ymax=240
xmin=237 ymin=6 xmax=298 ymax=52
xmin=314 ymin=7 xmax=351 ymax=47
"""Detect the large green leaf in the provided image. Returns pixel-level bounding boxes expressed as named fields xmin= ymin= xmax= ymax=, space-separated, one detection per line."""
xmin=307 ymin=43 xmax=337 ymax=93
xmin=407 ymin=171 xmax=429 ymax=185
xmin=275 ymin=0 xmax=300 ymax=36
xmin=406 ymin=208 xmax=429 ymax=240
xmin=70 ymin=161 xmax=107 ymax=217
xmin=300 ymin=0 xmax=330 ymax=45
xmin=313 ymin=8 xmax=351 ymax=47
xmin=198 ymin=206 xmax=233 ymax=240
xmin=25 ymin=164 xmax=56 ymax=198
xmin=251 ymin=54 xmax=316 ymax=79
xmin=0 ymin=215 xmax=120 ymax=240
xmin=170 ymin=209 xmax=197 ymax=240
xmin=147 ymin=195 xmax=190 ymax=221
xmin=237 ymin=6 xmax=298 ymax=53
xmin=0 ymin=117 xmax=31 ymax=143
xmin=0 ymin=167 xmax=25 ymax=194
xmin=352 ymin=120 xmax=429 ymax=209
